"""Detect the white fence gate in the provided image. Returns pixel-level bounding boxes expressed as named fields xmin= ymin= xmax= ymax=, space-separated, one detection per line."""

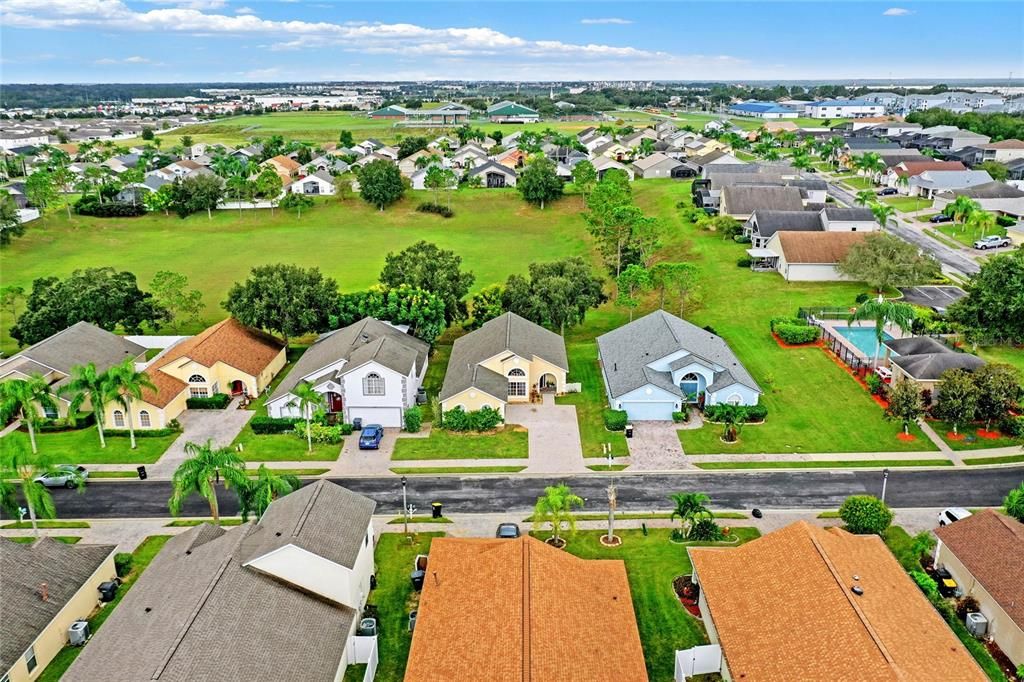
xmin=674 ymin=644 xmax=723 ymax=681
xmin=346 ymin=634 xmax=378 ymax=681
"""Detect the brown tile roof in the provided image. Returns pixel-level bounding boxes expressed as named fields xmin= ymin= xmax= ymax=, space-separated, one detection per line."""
xmin=980 ymin=139 xmax=1024 ymax=149
xmin=155 ymin=318 xmax=283 ymax=379
xmin=935 ymin=509 xmax=1024 ymax=628
xmin=405 ymin=536 xmax=648 ymax=682
xmin=775 ymin=231 xmax=867 ymax=264
xmin=266 ymin=155 xmax=301 ymax=172
xmin=893 ymin=160 xmax=966 ymax=177
xmin=140 ymin=368 xmax=188 ymax=408
xmin=689 ymin=522 xmax=986 ymax=682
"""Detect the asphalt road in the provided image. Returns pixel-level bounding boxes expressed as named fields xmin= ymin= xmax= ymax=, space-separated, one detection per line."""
xmin=24 ymin=467 xmax=1024 ymax=520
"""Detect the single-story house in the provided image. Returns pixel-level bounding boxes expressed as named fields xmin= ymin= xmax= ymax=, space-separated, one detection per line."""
xmin=631 ymin=152 xmax=687 ymax=179
xmin=109 ymin=318 xmax=286 ymax=430
xmin=262 ymin=155 xmax=301 ymax=183
xmin=63 ymin=481 xmax=377 ymax=682
xmin=720 ymin=185 xmax=805 ymax=220
xmin=409 ymin=165 xmax=458 ymax=191
xmin=486 ymin=100 xmax=540 ymax=123
xmin=405 ymin=536 xmax=648 ymax=682
xmin=596 ymin=310 xmax=761 ymax=420
xmin=439 ymin=312 xmax=567 ymax=419
xmin=744 ymin=207 xmax=878 ymax=248
xmin=592 ymin=156 xmax=635 ymax=181
xmin=933 ymin=182 xmax=1024 ymax=212
xmin=397 ymin=149 xmax=437 ymax=177
xmin=754 ymin=231 xmax=868 ymax=281
xmin=0 ymin=321 xmax=146 ymax=420
xmin=883 ymin=160 xmax=967 ymax=189
xmin=882 ymin=336 xmax=985 ymax=396
xmin=909 ymin=170 xmax=993 ymax=199
xmin=688 ymin=521 xmax=986 ymax=681
xmin=266 ymin=317 xmax=428 ymax=428
xmin=467 ymin=160 xmax=517 ymax=188
xmin=934 ymin=509 xmax=1024 ymax=667
xmin=1 ymin=538 xmax=117 ymax=682
xmin=301 ymin=156 xmax=349 ymax=176
xmin=288 ymin=170 xmax=335 ymax=195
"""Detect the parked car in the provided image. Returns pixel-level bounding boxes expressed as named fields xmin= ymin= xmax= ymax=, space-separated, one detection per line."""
xmin=938 ymin=507 xmax=972 ymax=527
xmin=929 ymin=213 xmax=953 ymax=223
xmin=358 ymin=424 xmax=384 ymax=450
xmin=973 ymin=235 xmax=1011 ymax=250
xmin=34 ymin=465 xmax=88 ymax=488
xmin=877 ymin=187 xmax=898 ymax=196
xmin=496 ymin=523 xmax=521 ymax=539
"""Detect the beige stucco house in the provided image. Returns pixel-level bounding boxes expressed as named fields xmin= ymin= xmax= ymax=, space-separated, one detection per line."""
xmin=439 ymin=313 xmax=568 ymax=418
xmin=882 ymin=337 xmax=985 ymax=398
xmin=1 ymin=538 xmax=117 ymax=682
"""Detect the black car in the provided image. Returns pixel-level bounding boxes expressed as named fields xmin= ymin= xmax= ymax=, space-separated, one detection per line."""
xmin=495 ymin=523 xmax=521 ymax=539
xmin=929 ymin=213 xmax=953 ymax=223
xmin=876 ymin=187 xmax=898 ymax=196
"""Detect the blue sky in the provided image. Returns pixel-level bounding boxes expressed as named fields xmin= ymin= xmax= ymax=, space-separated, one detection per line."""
xmin=1 ymin=1 xmax=1022 ymax=83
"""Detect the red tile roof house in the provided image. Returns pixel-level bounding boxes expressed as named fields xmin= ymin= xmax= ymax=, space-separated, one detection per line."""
xmin=934 ymin=509 xmax=1024 ymax=668
xmin=883 ymin=160 xmax=967 ymax=190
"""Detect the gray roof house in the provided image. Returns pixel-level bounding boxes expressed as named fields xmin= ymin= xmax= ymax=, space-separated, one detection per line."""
xmin=909 ymin=170 xmax=994 ymax=199
xmin=467 ymin=160 xmax=517 ymax=188
xmin=439 ymin=312 xmax=568 ymax=417
xmin=720 ymin=185 xmax=805 ymax=218
xmin=597 ymin=310 xmax=761 ymax=420
xmin=265 ymin=317 xmax=429 ymax=429
xmin=631 ymin=152 xmax=686 ymax=179
xmin=2 ymin=538 xmax=117 ymax=682
xmin=64 ymin=481 xmax=377 ymax=682
xmin=883 ymin=337 xmax=985 ymax=392
xmin=744 ymin=207 xmax=879 ymax=247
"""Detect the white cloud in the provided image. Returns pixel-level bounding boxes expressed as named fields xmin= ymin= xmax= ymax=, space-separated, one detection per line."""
xmin=882 ymin=7 xmax=913 ymax=16
xmin=144 ymin=0 xmax=227 ymax=8
xmin=580 ymin=18 xmax=633 ymax=25
xmin=235 ymin=5 xmax=255 ymax=14
xmin=94 ymin=55 xmax=154 ymax=65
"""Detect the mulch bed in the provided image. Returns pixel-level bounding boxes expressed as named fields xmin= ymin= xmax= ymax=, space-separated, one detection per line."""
xmin=771 ymin=332 xmax=824 ymax=350
xmin=975 ymin=429 xmax=1004 ymax=440
xmin=984 ymin=639 xmax=1020 ymax=681
xmin=896 ymin=433 xmax=917 ymax=442
xmin=673 ymin=575 xmax=702 ymax=618
xmin=946 ymin=432 xmax=966 ymax=441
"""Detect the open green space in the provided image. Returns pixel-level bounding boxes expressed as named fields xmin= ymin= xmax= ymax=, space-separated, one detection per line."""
xmin=551 ymin=527 xmax=760 ymax=681
xmin=389 ymin=465 xmax=526 ymax=474
xmin=963 ymin=453 xmax=1024 ymax=466
xmin=924 ymin=228 xmax=966 ymax=250
xmin=935 ymin=222 xmax=1007 ymax=249
xmin=35 ymin=535 xmax=172 ymax=682
xmin=420 ymin=344 xmax=451 ymax=422
xmin=928 ymin=421 xmax=1022 ymax=451
xmin=694 ymin=459 xmax=953 ymax=469
xmin=1 ymin=520 xmax=89 ymax=529
xmin=976 ymin=344 xmax=1024 ymax=374
xmin=881 ymin=195 xmax=933 ymax=212
xmin=165 ymin=518 xmax=244 ymax=526
xmin=0 ymin=428 xmax=177 ymax=465
xmin=391 ymin=428 xmax=528 ymax=460
xmin=233 ymin=430 xmax=340 ymax=462
xmin=6 ymin=535 xmax=81 ymax=544
xmin=557 ymin=342 xmax=628 ymax=458
xmin=840 ymin=175 xmax=876 ymax=190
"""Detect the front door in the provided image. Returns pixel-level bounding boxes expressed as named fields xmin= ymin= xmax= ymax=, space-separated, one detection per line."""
xmin=230 ymin=380 xmax=245 ymax=396
xmin=326 ymin=391 xmax=343 ymax=413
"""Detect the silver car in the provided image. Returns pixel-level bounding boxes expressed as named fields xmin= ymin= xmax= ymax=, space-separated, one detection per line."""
xmin=34 ymin=465 xmax=88 ymax=488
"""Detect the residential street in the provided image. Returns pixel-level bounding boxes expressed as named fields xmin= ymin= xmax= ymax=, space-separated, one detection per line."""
xmin=28 ymin=466 xmax=1024 ymax=519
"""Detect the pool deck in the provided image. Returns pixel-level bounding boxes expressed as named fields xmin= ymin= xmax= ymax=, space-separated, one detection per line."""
xmin=815 ymin=319 xmax=909 ymax=366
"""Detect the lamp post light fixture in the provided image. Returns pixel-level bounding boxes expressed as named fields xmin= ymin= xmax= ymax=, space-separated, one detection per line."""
xmin=881 ymin=468 xmax=890 ymax=504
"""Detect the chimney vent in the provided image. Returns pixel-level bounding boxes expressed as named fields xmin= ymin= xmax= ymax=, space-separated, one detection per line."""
xmin=851 ymin=585 xmax=864 ymax=596
xmin=39 ymin=582 xmax=49 ymax=602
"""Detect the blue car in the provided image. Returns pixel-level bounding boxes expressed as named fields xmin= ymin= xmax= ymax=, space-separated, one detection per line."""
xmin=358 ymin=424 xmax=384 ymax=450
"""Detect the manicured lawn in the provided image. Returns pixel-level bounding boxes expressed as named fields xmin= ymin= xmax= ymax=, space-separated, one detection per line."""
xmin=419 ymin=343 xmax=451 ymax=422
xmin=1 ymin=520 xmax=89 ymax=529
xmin=6 ymin=535 xmax=81 ymax=544
xmin=935 ymin=222 xmax=1007 ymax=249
xmin=34 ymin=535 xmax=173 ymax=682
xmin=695 ymin=459 xmax=953 ymax=469
xmin=390 ymin=428 xmax=528 ymax=460
xmin=963 ymin=453 xmax=1024 ymax=466
xmin=88 ymin=471 xmax=141 ymax=478
xmin=232 ymin=428 xmax=341 ymax=462
xmin=524 ymin=511 xmax=747 ymax=522
xmin=552 ymin=527 xmax=760 ymax=681
xmin=389 ymin=465 xmax=526 ymax=474
xmin=0 ymin=428 xmax=177 ymax=464
xmin=929 ymin=421 xmax=1022 ymax=451
xmin=246 ymin=346 xmax=308 ymax=417
xmin=386 ymin=515 xmax=452 ymax=524
xmin=882 ymin=195 xmax=933 ymax=212
xmin=976 ymin=344 xmax=1024 ymax=375
xmin=586 ymin=464 xmax=629 ymax=471
xmin=924 ymin=228 xmax=966 ymax=250
xmin=840 ymin=175 xmax=875 ymax=190
xmin=165 ymin=518 xmax=243 ymax=526
xmin=246 ymin=467 xmax=328 ymax=476
xmin=557 ymin=342 xmax=628 ymax=458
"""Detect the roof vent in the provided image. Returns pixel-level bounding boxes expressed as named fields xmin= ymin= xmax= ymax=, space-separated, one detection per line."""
xmin=145 ymin=607 xmax=152 ymax=613
xmin=851 ymin=585 xmax=864 ymax=596
xmin=275 ymin=531 xmax=282 ymax=537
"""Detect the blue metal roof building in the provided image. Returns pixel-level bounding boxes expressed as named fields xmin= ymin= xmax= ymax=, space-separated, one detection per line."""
xmin=727 ymin=101 xmax=799 ymax=118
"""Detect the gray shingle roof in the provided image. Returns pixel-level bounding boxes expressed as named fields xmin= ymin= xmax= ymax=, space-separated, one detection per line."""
xmin=268 ymin=318 xmax=428 ymax=403
xmin=748 ymin=210 xmax=822 ymax=238
xmin=440 ymin=313 xmax=567 ymax=401
xmin=948 ymin=181 xmax=1024 ymax=200
xmin=467 ymin=160 xmax=516 ymax=178
xmin=596 ymin=310 xmax=761 ymax=400
xmin=1 ymin=538 xmax=115 ymax=671
xmin=722 ymin=185 xmax=804 ymax=215
xmin=822 ymin=207 xmax=876 ymax=221
xmin=63 ymin=481 xmax=373 ymax=682
xmin=708 ymin=172 xmax=786 ymax=191
xmin=882 ymin=336 xmax=951 ymax=357
xmin=890 ymin=352 xmax=985 ymax=380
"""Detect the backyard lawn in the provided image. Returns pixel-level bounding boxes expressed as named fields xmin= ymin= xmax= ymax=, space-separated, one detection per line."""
xmin=557 ymin=341 xmax=628 ymax=458
xmin=0 ymin=427 xmax=177 ymax=464
xmin=935 ymin=222 xmax=1007 ymax=249
xmin=882 ymin=195 xmax=933 ymax=212
xmin=390 ymin=428 xmax=528 ymax=460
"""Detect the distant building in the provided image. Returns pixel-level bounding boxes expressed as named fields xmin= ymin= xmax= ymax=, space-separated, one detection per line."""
xmin=804 ymin=100 xmax=885 ymax=119
xmin=728 ymin=101 xmax=799 ymax=119
xmin=486 ymin=100 xmax=540 ymax=123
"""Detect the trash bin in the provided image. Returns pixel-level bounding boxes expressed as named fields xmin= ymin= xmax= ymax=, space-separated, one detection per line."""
xmin=751 ymin=508 xmax=763 ymax=519
xmin=431 ymin=501 xmax=443 ymax=519
xmin=624 ymin=424 xmax=634 ymax=439
xmin=136 ymin=465 xmax=148 ymax=480
xmin=353 ymin=417 xmax=363 ymax=431
xmin=410 ymin=570 xmax=425 ymax=591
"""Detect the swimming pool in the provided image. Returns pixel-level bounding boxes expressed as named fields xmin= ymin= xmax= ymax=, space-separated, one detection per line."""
xmin=831 ymin=326 xmax=894 ymax=358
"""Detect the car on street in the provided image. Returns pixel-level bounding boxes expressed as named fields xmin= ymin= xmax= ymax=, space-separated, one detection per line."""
xmin=973 ymin=235 xmax=1011 ymax=250
xmin=34 ymin=465 xmax=88 ymax=488
xmin=358 ymin=424 xmax=384 ymax=450
xmin=928 ymin=213 xmax=953 ymax=223
xmin=495 ymin=522 xmax=521 ymax=539
xmin=938 ymin=507 xmax=972 ymax=527
xmin=877 ymin=187 xmax=898 ymax=196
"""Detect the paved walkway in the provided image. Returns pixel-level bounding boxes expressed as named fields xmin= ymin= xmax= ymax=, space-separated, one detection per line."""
xmin=917 ymin=419 xmax=964 ymax=466
xmin=508 ymin=394 xmax=587 ymax=474
xmin=148 ymin=400 xmax=253 ymax=478
xmin=626 ymin=421 xmax=693 ymax=470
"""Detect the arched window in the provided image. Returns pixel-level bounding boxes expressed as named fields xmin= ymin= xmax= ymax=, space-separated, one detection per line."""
xmin=679 ymin=373 xmax=701 ymax=402
xmin=507 ymin=368 xmax=527 ymax=397
xmin=726 ymin=394 xmax=743 ymax=406
xmin=481 ymin=404 xmax=492 ymax=411
xmin=188 ymin=374 xmax=207 ymax=384
xmin=363 ymin=372 xmax=385 ymax=396
xmin=113 ymin=410 xmax=125 ymax=428
xmin=139 ymin=410 xmax=151 ymax=427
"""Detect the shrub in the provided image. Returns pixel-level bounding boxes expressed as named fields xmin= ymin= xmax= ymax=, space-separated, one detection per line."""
xmin=74 ymin=197 xmax=146 ymax=217
xmin=910 ymin=570 xmax=939 ymax=601
xmin=37 ymin=412 xmax=96 ymax=432
xmin=997 ymin=414 xmax=1024 ymax=437
xmin=732 ymin=234 xmax=751 ymax=244
xmin=672 ymin=410 xmax=688 ymax=423
xmin=106 ymin=426 xmax=179 ymax=437
xmin=292 ymin=422 xmax=345 ymax=444
xmin=339 ymin=422 xmax=354 ymax=436
xmin=769 ymin=316 xmax=804 ymax=332
xmin=745 ymin=404 xmax=768 ymax=422
xmin=839 ymin=495 xmax=893 ymax=535
xmin=703 ymin=403 xmax=766 ymax=423
xmin=403 ymin=407 xmax=422 ymax=433
xmin=416 ymin=202 xmax=454 ymax=218
xmin=955 ymin=596 xmax=980 ymax=620
xmin=250 ymin=416 xmax=302 ymax=434
xmin=689 ymin=517 xmax=724 ymax=541
xmin=185 ymin=393 xmax=231 ymax=409
xmin=855 ymin=293 xmax=870 ymax=304
xmin=602 ymin=409 xmax=628 ymax=431
xmin=865 ymin=373 xmax=886 ymax=395
xmin=441 ymin=406 xmax=504 ymax=432
xmin=736 ymin=256 xmax=752 ymax=268
xmin=114 ymin=552 xmax=134 ymax=577
xmin=996 ymin=215 xmax=1016 ymax=227
xmin=775 ymin=323 xmax=820 ymax=345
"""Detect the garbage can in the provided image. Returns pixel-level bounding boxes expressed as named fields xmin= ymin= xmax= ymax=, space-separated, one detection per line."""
xmin=136 ymin=465 xmax=148 ymax=480
xmin=431 ymin=502 xmax=443 ymax=519
xmin=410 ymin=570 xmax=425 ymax=591
xmin=353 ymin=417 xmax=363 ymax=431
xmin=624 ymin=424 xmax=634 ymax=439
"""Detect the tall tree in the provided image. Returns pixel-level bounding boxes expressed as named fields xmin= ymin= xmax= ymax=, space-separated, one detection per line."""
xmin=0 ymin=285 xmax=26 ymax=321
xmin=1004 ymin=482 xmax=1024 ymax=523
xmin=948 ymin=249 xmax=1024 ymax=344
xmin=570 ymin=159 xmax=597 ymax=205
xmin=0 ymin=376 xmax=56 ymax=454
xmin=65 ymin=363 xmax=114 ymax=449
xmin=837 ymin=232 xmax=940 ymax=293
xmin=168 ymin=439 xmax=247 ymax=525
xmin=855 ymin=189 xmax=876 ymax=207
xmin=289 ymin=382 xmax=326 ymax=453
xmin=869 ymin=201 xmax=896 ymax=227
xmin=651 ymin=262 xmax=698 ymax=316
xmin=0 ymin=194 xmax=25 ymax=245
xmin=616 ymin=264 xmax=652 ymax=321
xmin=224 ymin=264 xmax=340 ymax=347
xmin=972 ymin=363 xmax=1021 ymax=430
xmin=933 ymin=369 xmax=979 ymax=435
xmin=239 ymin=465 xmax=300 ymax=521
xmin=149 ymin=271 xmax=205 ymax=332
xmin=359 ymin=159 xmax=405 ymax=210
xmin=669 ymin=491 xmax=711 ymax=540
xmin=379 ymin=241 xmax=474 ymax=324
xmin=467 ymin=285 xmax=506 ymax=330
xmin=25 ymin=170 xmax=58 ymax=215
xmin=254 ymin=167 xmax=284 ymax=215
xmin=885 ymin=379 xmax=925 ymax=435
xmin=0 ymin=438 xmax=62 ymax=537
xmin=169 ymin=173 xmax=224 ymax=219
xmin=847 ymin=295 xmax=917 ymax=368
xmin=945 ymin=195 xmax=981 ymax=225
xmin=585 ymin=176 xmax=638 ymax=277
xmin=108 ymin=360 xmax=156 ymax=449
xmin=338 ymin=130 xmax=354 ymax=148
xmin=334 ymin=285 xmax=447 ymax=344
xmin=278 ymin=192 xmax=314 ymax=218
xmin=532 ymin=483 xmax=584 ymax=546
xmin=517 ymin=156 xmax=563 ymax=210
xmin=423 ymin=165 xmax=448 ymax=205
xmin=502 ymin=257 xmax=606 ymax=335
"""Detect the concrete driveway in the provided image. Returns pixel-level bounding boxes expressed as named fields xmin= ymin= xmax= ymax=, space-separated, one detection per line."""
xmin=149 ymin=404 xmax=254 ymax=477
xmin=506 ymin=395 xmax=586 ymax=473
xmin=625 ymin=421 xmax=691 ymax=470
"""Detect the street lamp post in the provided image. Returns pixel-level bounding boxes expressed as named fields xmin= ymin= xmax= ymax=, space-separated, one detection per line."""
xmin=401 ymin=476 xmax=409 ymax=537
xmin=881 ymin=468 xmax=890 ymax=504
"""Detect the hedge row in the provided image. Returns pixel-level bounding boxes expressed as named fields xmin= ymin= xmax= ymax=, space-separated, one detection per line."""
xmin=250 ymin=416 xmax=302 ymax=434
xmin=186 ymin=393 xmax=232 ymax=409
xmin=603 ymin=409 xmax=628 ymax=431
xmin=703 ymin=403 xmax=768 ymax=423
xmin=416 ymin=202 xmax=454 ymax=218
xmin=776 ymin=323 xmax=820 ymax=345
xmin=37 ymin=412 xmax=96 ymax=432
xmin=442 ymin=406 xmax=503 ymax=432
xmin=106 ymin=426 xmax=179 ymax=438
xmin=75 ymin=197 xmax=146 ymax=217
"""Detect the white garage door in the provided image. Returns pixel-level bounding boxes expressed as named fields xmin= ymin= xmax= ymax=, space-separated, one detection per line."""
xmin=621 ymin=401 xmax=676 ymax=421
xmin=351 ymin=407 xmax=403 ymax=428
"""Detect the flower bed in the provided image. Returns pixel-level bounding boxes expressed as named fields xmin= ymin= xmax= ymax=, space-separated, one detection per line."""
xmin=673 ymin=575 xmax=702 ymax=617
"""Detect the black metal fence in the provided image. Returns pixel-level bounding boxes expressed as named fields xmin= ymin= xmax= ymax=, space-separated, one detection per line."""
xmin=817 ymin=323 xmax=874 ymax=376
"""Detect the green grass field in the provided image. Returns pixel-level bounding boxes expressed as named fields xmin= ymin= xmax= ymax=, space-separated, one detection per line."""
xmin=0 ymin=428 xmax=177 ymax=464
xmin=389 ymin=465 xmax=527 ymax=474
xmin=882 ymin=195 xmax=933 ymax=212
xmin=928 ymin=421 xmax=1022 ymax=451
xmin=557 ymin=341 xmax=628 ymax=458
xmin=391 ymin=428 xmax=528 ymax=460
xmin=695 ymin=459 xmax=953 ymax=469
xmin=935 ymin=222 xmax=1007 ymax=249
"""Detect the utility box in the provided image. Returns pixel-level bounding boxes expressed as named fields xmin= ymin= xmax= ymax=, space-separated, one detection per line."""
xmin=966 ymin=612 xmax=988 ymax=638
xmin=68 ymin=620 xmax=89 ymax=646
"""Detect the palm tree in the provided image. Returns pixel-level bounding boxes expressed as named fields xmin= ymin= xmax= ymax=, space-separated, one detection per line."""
xmin=870 ymin=201 xmax=896 ymax=227
xmin=966 ymin=210 xmax=997 ymax=240
xmin=719 ymin=406 xmax=747 ymax=443
xmin=239 ymin=465 xmax=300 ymax=521
xmin=895 ymin=173 xmax=910 ymax=196
xmin=855 ymin=189 xmax=876 ymax=207
xmin=791 ymin=153 xmax=812 ymax=172
xmin=107 ymin=360 xmax=156 ymax=450
xmin=0 ymin=438 xmax=59 ymax=537
xmin=0 ymin=375 xmax=56 ymax=454
xmin=638 ymin=137 xmax=655 ymax=157
xmin=947 ymin=195 xmax=980 ymax=227
xmin=168 ymin=439 xmax=247 ymax=525
xmin=856 ymin=152 xmax=885 ymax=183
xmin=65 ymin=363 xmax=114 ymax=449
xmin=532 ymin=483 xmax=584 ymax=546
xmin=848 ymin=295 xmax=917 ymax=367
xmin=289 ymin=383 xmax=326 ymax=453
xmin=669 ymin=491 xmax=711 ymax=540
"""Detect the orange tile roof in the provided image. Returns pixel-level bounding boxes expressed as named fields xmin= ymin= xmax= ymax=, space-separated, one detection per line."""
xmin=775 ymin=231 xmax=867 ymax=264
xmin=140 ymin=368 xmax=187 ymax=408
xmin=155 ymin=318 xmax=284 ymax=378
xmin=689 ymin=522 xmax=986 ymax=682
xmin=266 ymin=155 xmax=301 ymax=172
xmin=893 ymin=160 xmax=966 ymax=177
xmin=935 ymin=509 xmax=1024 ymax=628
xmin=405 ymin=536 xmax=648 ymax=682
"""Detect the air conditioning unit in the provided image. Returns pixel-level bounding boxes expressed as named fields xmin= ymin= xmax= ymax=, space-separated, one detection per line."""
xmin=966 ymin=612 xmax=988 ymax=638
xmin=68 ymin=620 xmax=89 ymax=646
